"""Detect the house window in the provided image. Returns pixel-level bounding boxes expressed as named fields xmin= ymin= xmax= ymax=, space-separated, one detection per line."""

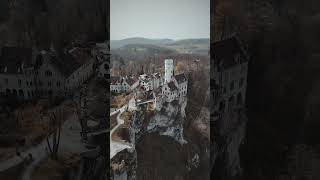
xmin=45 ymin=70 xmax=53 ymax=77
xmin=18 ymin=79 xmax=21 ymax=86
xmin=30 ymin=81 xmax=33 ymax=86
xmin=57 ymin=81 xmax=61 ymax=87
xmin=4 ymin=78 xmax=8 ymax=85
xmin=26 ymin=81 xmax=29 ymax=86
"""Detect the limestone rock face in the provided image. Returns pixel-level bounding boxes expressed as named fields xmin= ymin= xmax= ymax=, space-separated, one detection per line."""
xmin=134 ymin=98 xmax=187 ymax=144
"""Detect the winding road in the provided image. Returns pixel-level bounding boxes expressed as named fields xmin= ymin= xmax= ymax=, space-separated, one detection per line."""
xmin=110 ymin=102 xmax=133 ymax=159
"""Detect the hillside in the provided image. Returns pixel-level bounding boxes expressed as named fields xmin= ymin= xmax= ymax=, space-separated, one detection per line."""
xmin=111 ymin=37 xmax=209 ymax=55
xmin=111 ymin=37 xmax=174 ymax=49
xmin=111 ymin=44 xmax=177 ymax=62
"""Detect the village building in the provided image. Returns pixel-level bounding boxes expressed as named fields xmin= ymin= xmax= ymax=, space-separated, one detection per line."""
xmin=110 ymin=76 xmax=122 ymax=93
xmin=110 ymin=76 xmax=139 ymax=93
xmin=139 ymin=73 xmax=162 ymax=91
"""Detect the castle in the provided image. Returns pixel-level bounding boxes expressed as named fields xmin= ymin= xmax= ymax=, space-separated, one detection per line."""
xmin=110 ymin=58 xmax=188 ymax=110
xmin=212 ymin=35 xmax=249 ymax=132
xmin=0 ymin=44 xmax=107 ymax=100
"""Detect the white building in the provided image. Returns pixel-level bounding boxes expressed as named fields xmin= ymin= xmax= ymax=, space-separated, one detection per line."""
xmin=110 ymin=76 xmax=122 ymax=93
xmin=164 ymin=59 xmax=174 ymax=83
xmin=139 ymin=73 xmax=162 ymax=91
xmin=0 ymin=46 xmax=95 ymax=100
xmin=162 ymin=81 xmax=179 ymax=102
xmin=173 ymin=73 xmax=188 ymax=97
xmin=110 ymin=76 xmax=139 ymax=93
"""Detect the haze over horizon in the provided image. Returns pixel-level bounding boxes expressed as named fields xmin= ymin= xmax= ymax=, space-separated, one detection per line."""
xmin=111 ymin=0 xmax=210 ymax=41
xmin=111 ymin=37 xmax=210 ymax=41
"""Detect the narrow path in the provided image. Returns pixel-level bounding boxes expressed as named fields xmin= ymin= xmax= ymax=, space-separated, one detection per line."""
xmin=21 ymin=113 xmax=85 ymax=180
xmin=110 ymin=98 xmax=134 ymax=159
xmin=136 ymin=99 xmax=154 ymax=106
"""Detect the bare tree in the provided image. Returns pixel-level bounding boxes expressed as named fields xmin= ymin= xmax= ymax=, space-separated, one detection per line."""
xmin=44 ymin=108 xmax=64 ymax=160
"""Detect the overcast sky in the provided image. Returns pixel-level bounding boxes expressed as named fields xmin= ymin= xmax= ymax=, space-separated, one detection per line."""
xmin=111 ymin=0 xmax=210 ymax=40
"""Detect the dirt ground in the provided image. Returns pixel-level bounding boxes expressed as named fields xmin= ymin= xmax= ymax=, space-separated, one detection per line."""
xmin=31 ymin=154 xmax=80 ymax=180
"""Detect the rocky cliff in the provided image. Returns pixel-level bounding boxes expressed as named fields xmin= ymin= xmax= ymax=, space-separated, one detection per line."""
xmin=134 ymin=98 xmax=187 ymax=144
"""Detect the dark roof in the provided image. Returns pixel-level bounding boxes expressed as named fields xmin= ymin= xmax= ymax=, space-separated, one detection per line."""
xmin=174 ymin=73 xmax=187 ymax=84
xmin=111 ymin=76 xmax=120 ymax=84
xmin=167 ymin=81 xmax=178 ymax=91
xmin=51 ymin=48 xmax=92 ymax=77
xmin=212 ymin=36 xmax=248 ymax=69
xmin=51 ymin=53 xmax=81 ymax=77
xmin=152 ymin=73 xmax=161 ymax=79
xmin=0 ymin=47 xmax=33 ymax=74
xmin=69 ymin=47 xmax=92 ymax=64
xmin=126 ymin=77 xmax=137 ymax=86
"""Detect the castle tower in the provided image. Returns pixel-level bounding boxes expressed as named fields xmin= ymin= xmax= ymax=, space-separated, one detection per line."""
xmin=164 ymin=59 xmax=174 ymax=82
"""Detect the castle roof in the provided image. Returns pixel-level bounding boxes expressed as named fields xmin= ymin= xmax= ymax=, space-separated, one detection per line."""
xmin=111 ymin=76 xmax=121 ymax=84
xmin=126 ymin=77 xmax=137 ymax=86
xmin=167 ymin=81 xmax=178 ymax=91
xmin=174 ymin=73 xmax=187 ymax=84
xmin=51 ymin=47 xmax=92 ymax=77
xmin=152 ymin=73 xmax=161 ymax=79
xmin=212 ymin=36 xmax=248 ymax=69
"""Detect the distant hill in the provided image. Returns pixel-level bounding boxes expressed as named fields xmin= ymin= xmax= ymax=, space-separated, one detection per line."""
xmin=169 ymin=38 xmax=210 ymax=46
xmin=111 ymin=37 xmax=210 ymax=55
xmin=111 ymin=43 xmax=177 ymax=59
xmin=111 ymin=37 xmax=174 ymax=49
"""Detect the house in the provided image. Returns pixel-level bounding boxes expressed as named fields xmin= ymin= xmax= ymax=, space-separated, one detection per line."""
xmin=110 ymin=76 xmax=122 ymax=93
xmin=173 ymin=73 xmax=188 ymax=97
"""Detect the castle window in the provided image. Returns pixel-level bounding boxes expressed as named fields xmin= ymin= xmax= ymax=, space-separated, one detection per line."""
xmin=48 ymin=82 xmax=52 ymax=87
xmin=39 ymin=81 xmax=43 ymax=86
xmin=230 ymin=81 xmax=234 ymax=91
xmin=18 ymin=79 xmax=21 ymax=86
xmin=239 ymin=78 xmax=244 ymax=88
xmin=57 ymin=81 xmax=61 ymax=87
xmin=19 ymin=89 xmax=24 ymax=97
xmin=30 ymin=81 xmax=33 ymax=86
xmin=26 ymin=81 xmax=29 ymax=86
xmin=45 ymin=70 xmax=52 ymax=77
xmin=4 ymin=78 xmax=8 ymax=85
